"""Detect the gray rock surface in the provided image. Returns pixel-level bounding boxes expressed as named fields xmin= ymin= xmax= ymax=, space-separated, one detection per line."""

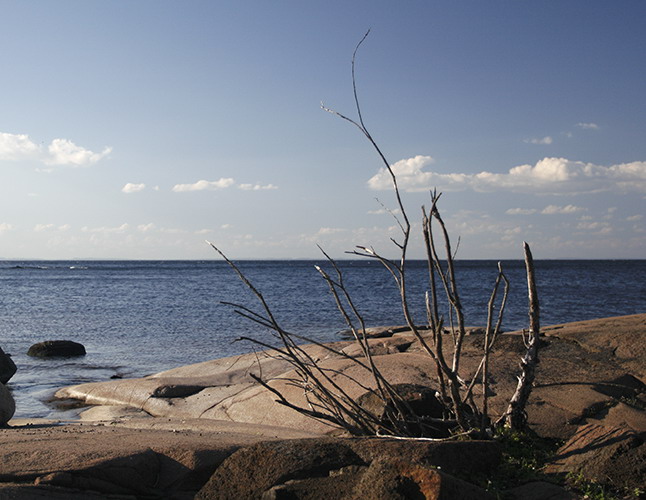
xmin=0 ymin=346 xmax=17 ymax=385
xmin=0 ymin=383 xmax=15 ymax=426
xmin=56 ymin=314 xmax=645 ymax=441
xmin=28 ymin=340 xmax=86 ymax=358
xmin=195 ymin=437 xmax=500 ymax=500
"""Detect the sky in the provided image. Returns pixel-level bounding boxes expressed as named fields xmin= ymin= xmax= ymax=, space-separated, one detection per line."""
xmin=1 ymin=1 xmax=644 ymax=260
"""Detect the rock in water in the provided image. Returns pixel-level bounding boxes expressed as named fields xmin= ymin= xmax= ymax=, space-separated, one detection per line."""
xmin=27 ymin=340 xmax=86 ymax=358
xmin=0 ymin=383 xmax=15 ymax=425
xmin=0 ymin=346 xmax=17 ymax=384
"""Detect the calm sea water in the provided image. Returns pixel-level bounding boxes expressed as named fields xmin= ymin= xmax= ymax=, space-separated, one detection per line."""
xmin=1 ymin=259 xmax=644 ymax=418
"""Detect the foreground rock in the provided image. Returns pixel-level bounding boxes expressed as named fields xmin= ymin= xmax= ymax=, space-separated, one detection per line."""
xmin=0 ymin=419 xmax=320 ymax=498
xmin=28 ymin=340 xmax=86 ymax=358
xmin=57 ymin=314 xmax=646 ymax=441
xmin=0 ymin=346 xmax=17 ymax=384
xmin=196 ymin=437 xmax=500 ymax=499
xmin=546 ymin=423 xmax=646 ymax=493
xmin=40 ymin=313 xmax=646 ymax=496
xmin=0 ymin=383 xmax=15 ymax=426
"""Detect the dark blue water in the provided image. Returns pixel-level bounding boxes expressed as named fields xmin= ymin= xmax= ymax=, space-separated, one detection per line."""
xmin=1 ymin=259 xmax=644 ymax=418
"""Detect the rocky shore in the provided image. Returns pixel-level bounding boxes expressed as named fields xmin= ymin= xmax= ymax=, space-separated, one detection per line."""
xmin=1 ymin=313 xmax=644 ymax=498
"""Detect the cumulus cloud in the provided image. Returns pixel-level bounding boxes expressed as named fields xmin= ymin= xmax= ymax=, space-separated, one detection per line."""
xmin=576 ymin=122 xmax=599 ymax=130
xmin=45 ymin=139 xmax=112 ymax=166
xmin=368 ymin=155 xmax=470 ymax=191
xmin=524 ymin=136 xmax=553 ymax=145
xmin=172 ymin=178 xmax=278 ymax=192
xmin=316 ymin=227 xmax=346 ymax=235
xmin=368 ymin=156 xmax=646 ymax=194
xmin=541 ymin=204 xmax=586 ymax=214
xmin=238 ymin=183 xmax=278 ymax=191
xmin=172 ymin=178 xmax=235 ymax=192
xmin=137 ymin=223 xmax=155 ymax=232
xmin=34 ymin=223 xmax=55 ymax=231
xmin=576 ymin=221 xmax=612 ymax=234
xmin=0 ymin=131 xmax=111 ymax=167
xmin=0 ymin=132 xmax=40 ymax=160
xmin=82 ymin=223 xmax=129 ymax=233
xmin=122 ymin=183 xmax=146 ymax=194
xmin=0 ymin=223 xmax=14 ymax=234
xmin=506 ymin=208 xmax=537 ymax=215
xmin=627 ymin=214 xmax=643 ymax=221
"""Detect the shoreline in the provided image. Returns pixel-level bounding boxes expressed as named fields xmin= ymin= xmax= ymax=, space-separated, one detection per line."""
xmin=2 ymin=313 xmax=644 ymax=498
xmin=11 ymin=313 xmax=646 ymax=432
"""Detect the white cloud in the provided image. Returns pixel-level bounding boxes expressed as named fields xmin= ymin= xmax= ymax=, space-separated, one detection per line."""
xmin=0 ymin=132 xmax=111 ymax=167
xmin=627 ymin=214 xmax=643 ymax=221
xmin=238 ymin=183 xmax=278 ymax=191
xmin=45 ymin=139 xmax=112 ymax=166
xmin=137 ymin=223 xmax=155 ymax=232
xmin=172 ymin=178 xmax=235 ymax=192
xmin=368 ymin=156 xmax=646 ymax=194
xmin=0 ymin=223 xmax=14 ymax=234
xmin=0 ymin=132 xmax=40 ymax=160
xmin=220 ymin=224 xmax=233 ymax=230
xmin=506 ymin=208 xmax=537 ymax=215
xmin=317 ymin=227 xmax=346 ymax=235
xmin=368 ymin=208 xmax=402 ymax=216
xmin=122 ymin=183 xmax=146 ymax=194
xmin=524 ymin=136 xmax=553 ymax=145
xmin=34 ymin=223 xmax=55 ymax=231
xmin=576 ymin=221 xmax=611 ymax=232
xmin=576 ymin=122 xmax=599 ymax=130
xmin=82 ymin=223 xmax=129 ymax=233
xmin=541 ymin=204 xmax=586 ymax=214
xmin=368 ymin=155 xmax=465 ymax=191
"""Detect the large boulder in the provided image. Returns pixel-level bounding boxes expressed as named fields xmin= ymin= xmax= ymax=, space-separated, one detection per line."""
xmin=27 ymin=340 xmax=86 ymax=358
xmin=196 ymin=439 xmax=364 ymax=500
xmin=0 ymin=346 xmax=17 ymax=384
xmin=0 ymin=382 xmax=15 ymax=426
xmin=196 ymin=437 xmax=499 ymax=500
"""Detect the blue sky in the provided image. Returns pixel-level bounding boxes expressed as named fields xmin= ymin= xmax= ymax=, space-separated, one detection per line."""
xmin=1 ymin=1 xmax=644 ymax=259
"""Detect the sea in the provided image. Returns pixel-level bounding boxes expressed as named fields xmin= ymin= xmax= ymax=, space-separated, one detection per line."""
xmin=1 ymin=259 xmax=644 ymax=419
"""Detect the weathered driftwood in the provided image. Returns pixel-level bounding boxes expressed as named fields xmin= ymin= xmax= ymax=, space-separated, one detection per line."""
xmin=497 ymin=242 xmax=540 ymax=430
xmin=212 ymin=32 xmax=539 ymax=438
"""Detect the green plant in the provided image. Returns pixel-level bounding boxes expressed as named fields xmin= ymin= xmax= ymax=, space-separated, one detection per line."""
xmin=566 ymin=471 xmax=644 ymax=500
xmin=476 ymin=428 xmax=558 ymax=495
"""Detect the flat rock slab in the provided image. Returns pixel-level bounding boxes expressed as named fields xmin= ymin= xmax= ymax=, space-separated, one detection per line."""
xmin=546 ymin=423 xmax=646 ymax=492
xmin=0 ymin=419 xmax=320 ymax=498
xmin=56 ymin=314 xmax=645 ymax=441
xmin=543 ymin=314 xmax=646 ymax=381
